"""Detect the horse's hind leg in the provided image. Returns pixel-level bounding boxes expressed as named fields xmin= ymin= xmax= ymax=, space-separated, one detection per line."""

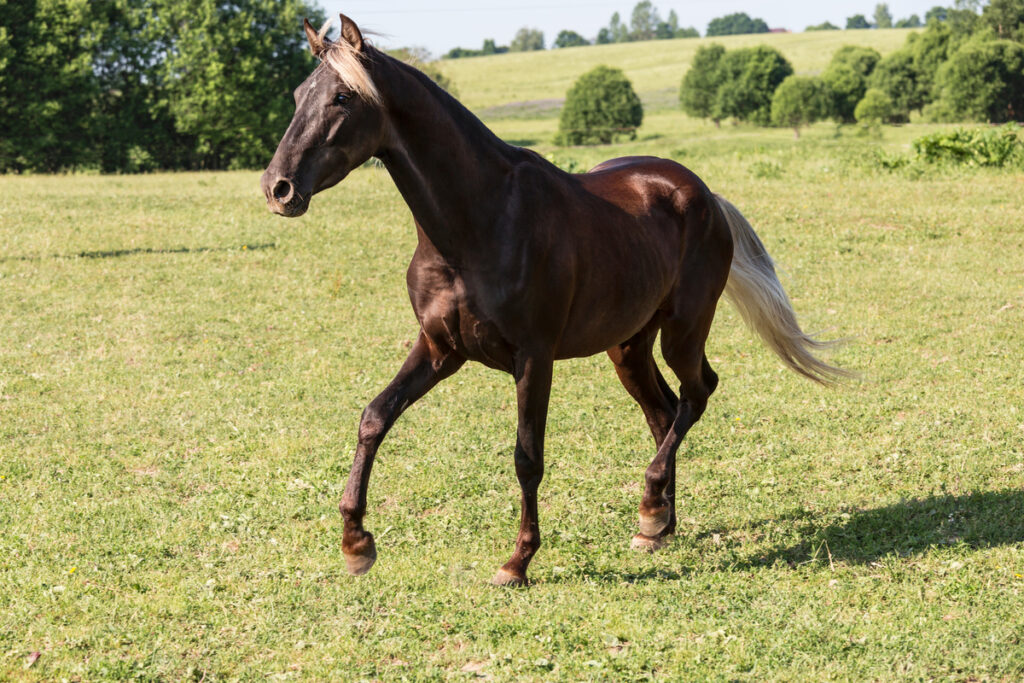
xmin=635 ymin=309 xmax=720 ymax=549
xmin=340 ymin=333 xmax=464 ymax=576
xmin=607 ymin=326 xmax=681 ymax=550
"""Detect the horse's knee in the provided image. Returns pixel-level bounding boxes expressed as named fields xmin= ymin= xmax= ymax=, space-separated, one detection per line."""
xmin=357 ymin=402 xmax=390 ymax=445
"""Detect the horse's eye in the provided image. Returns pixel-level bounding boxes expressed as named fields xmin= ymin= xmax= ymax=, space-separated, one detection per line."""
xmin=334 ymin=93 xmax=349 ymax=106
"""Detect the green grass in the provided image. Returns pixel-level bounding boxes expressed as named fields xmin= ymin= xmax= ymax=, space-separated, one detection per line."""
xmin=442 ymin=28 xmax=915 ymax=111
xmin=3 ymin=88 xmax=1024 ymax=680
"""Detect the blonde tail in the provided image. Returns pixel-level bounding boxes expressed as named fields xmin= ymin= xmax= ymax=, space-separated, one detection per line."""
xmin=715 ymin=195 xmax=847 ymax=384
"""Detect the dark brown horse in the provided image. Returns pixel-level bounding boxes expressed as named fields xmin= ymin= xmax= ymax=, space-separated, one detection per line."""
xmin=261 ymin=15 xmax=844 ymax=586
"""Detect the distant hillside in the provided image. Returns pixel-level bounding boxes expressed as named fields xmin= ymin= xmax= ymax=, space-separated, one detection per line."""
xmin=440 ymin=28 xmax=916 ymax=112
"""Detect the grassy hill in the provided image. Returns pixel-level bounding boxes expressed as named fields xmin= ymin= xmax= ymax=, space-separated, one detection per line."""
xmin=440 ymin=28 xmax=916 ymax=113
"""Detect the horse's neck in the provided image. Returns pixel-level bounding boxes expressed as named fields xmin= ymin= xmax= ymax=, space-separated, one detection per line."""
xmin=376 ymin=59 xmax=521 ymax=260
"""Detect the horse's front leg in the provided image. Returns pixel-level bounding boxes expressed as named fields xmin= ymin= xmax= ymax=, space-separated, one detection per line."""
xmin=492 ymin=354 xmax=553 ymax=587
xmin=341 ymin=333 xmax=464 ymax=576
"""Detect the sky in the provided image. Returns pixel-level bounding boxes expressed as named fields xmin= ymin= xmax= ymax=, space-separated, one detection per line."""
xmin=321 ymin=1 xmax=947 ymax=58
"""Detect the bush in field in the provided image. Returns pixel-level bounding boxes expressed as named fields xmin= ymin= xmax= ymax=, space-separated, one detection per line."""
xmin=556 ymin=66 xmax=643 ymax=145
xmin=869 ymin=50 xmax=926 ymax=122
xmin=855 ymin=88 xmax=895 ymax=124
xmin=934 ymin=39 xmax=1024 ymax=122
xmin=679 ymin=44 xmax=727 ymax=125
xmin=771 ymin=76 xmax=827 ymax=137
xmin=821 ymin=46 xmax=882 ymax=123
xmin=912 ymin=125 xmax=1024 ymax=166
xmin=712 ymin=46 xmax=793 ymax=126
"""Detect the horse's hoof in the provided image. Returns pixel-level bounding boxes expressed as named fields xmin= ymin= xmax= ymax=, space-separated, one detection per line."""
xmin=343 ymin=535 xmax=377 ymax=576
xmin=638 ymin=507 xmax=672 ymax=537
xmin=491 ymin=568 xmax=527 ymax=587
xmin=631 ymin=533 xmax=671 ymax=552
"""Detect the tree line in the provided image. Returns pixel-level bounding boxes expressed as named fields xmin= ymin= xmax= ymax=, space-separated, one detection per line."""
xmin=679 ymin=1 xmax=1024 ymax=137
xmin=0 ymin=0 xmax=333 ymax=174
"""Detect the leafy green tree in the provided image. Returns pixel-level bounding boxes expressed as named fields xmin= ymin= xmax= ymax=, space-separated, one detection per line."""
xmin=510 ymin=27 xmax=545 ymax=52
xmin=607 ymin=12 xmax=630 ymax=43
xmin=934 ymin=38 xmax=1024 ymax=122
xmin=926 ymin=6 xmax=948 ymax=23
xmin=771 ymin=75 xmax=827 ymax=137
xmin=832 ymin=45 xmax=882 ymax=77
xmin=630 ymin=1 xmax=660 ymax=41
xmin=706 ymin=13 xmax=770 ymax=36
xmin=895 ymin=14 xmax=923 ymax=27
xmin=806 ymin=21 xmax=840 ymax=31
xmin=855 ymin=88 xmax=895 ymax=123
xmin=679 ymin=44 xmax=726 ymax=125
xmin=554 ymin=30 xmax=589 ymax=48
xmin=0 ymin=0 xmax=105 ymax=171
xmin=846 ymin=14 xmax=871 ymax=29
xmin=713 ymin=46 xmax=794 ymax=125
xmin=154 ymin=0 xmax=324 ymax=170
xmin=982 ymin=0 xmax=1024 ymax=41
xmin=869 ymin=49 xmax=926 ymax=121
xmin=874 ymin=4 xmax=894 ymax=28
xmin=819 ymin=45 xmax=882 ymax=123
xmin=556 ymin=65 xmax=643 ymax=145
xmin=906 ymin=21 xmax=955 ymax=101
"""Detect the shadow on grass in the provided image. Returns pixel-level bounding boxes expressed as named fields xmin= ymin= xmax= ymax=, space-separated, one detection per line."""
xmin=0 ymin=242 xmax=277 ymax=262
xmin=727 ymin=488 xmax=1024 ymax=569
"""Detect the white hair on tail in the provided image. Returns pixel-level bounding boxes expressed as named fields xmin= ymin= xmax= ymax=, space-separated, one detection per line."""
xmin=715 ymin=194 xmax=850 ymax=384
xmin=317 ymin=18 xmax=382 ymax=106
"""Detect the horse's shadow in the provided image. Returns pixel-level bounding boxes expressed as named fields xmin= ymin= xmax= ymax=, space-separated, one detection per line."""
xmin=715 ymin=488 xmax=1024 ymax=570
xmin=551 ymin=489 xmax=1024 ymax=585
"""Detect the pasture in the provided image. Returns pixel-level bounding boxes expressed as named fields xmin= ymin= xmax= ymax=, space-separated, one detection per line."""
xmin=3 ymin=34 xmax=1024 ymax=680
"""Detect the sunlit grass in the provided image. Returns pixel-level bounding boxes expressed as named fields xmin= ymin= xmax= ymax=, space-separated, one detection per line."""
xmin=2 ymin=111 xmax=1023 ymax=679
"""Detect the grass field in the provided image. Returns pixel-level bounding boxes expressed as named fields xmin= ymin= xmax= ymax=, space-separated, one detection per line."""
xmin=3 ymin=36 xmax=1024 ymax=681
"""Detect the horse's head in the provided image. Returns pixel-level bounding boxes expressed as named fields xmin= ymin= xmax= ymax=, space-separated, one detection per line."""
xmin=261 ymin=15 xmax=386 ymax=217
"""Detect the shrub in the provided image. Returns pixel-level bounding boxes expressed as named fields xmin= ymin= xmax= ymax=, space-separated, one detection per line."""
xmin=934 ymin=38 xmax=1024 ymax=123
xmin=712 ymin=46 xmax=793 ymax=126
xmin=679 ymin=44 xmax=727 ymax=125
xmin=556 ymin=66 xmax=643 ymax=145
xmin=771 ymin=75 xmax=827 ymax=137
xmin=869 ymin=50 xmax=925 ymax=122
xmin=855 ymin=88 xmax=895 ymax=124
xmin=912 ymin=125 xmax=1024 ymax=166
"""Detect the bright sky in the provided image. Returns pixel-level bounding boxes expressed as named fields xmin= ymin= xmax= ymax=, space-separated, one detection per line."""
xmin=321 ymin=1 xmax=946 ymax=57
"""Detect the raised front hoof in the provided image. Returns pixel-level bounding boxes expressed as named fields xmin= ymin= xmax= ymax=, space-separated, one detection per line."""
xmin=343 ymin=534 xmax=377 ymax=576
xmin=638 ymin=507 xmax=672 ymax=538
xmin=491 ymin=568 xmax=528 ymax=587
xmin=631 ymin=533 xmax=672 ymax=553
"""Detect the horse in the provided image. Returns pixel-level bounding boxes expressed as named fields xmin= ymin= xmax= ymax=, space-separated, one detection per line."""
xmin=260 ymin=15 xmax=845 ymax=586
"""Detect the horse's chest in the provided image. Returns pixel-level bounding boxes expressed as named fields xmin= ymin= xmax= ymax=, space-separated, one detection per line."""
xmin=408 ymin=266 xmax=515 ymax=373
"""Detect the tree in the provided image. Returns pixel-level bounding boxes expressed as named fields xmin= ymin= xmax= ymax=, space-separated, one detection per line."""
xmin=855 ymin=88 xmax=895 ymax=123
xmin=846 ymin=14 xmax=871 ymax=29
xmin=821 ymin=60 xmax=870 ymax=123
xmin=630 ymin=1 xmax=660 ymax=41
xmin=831 ymin=45 xmax=882 ymax=77
xmin=982 ymin=0 xmax=1024 ymax=41
xmin=557 ymin=65 xmax=643 ymax=145
xmin=771 ymin=75 xmax=827 ymax=137
xmin=934 ymin=38 xmax=1024 ymax=122
xmin=554 ymin=30 xmax=589 ymax=48
xmin=807 ymin=21 xmax=840 ymax=31
xmin=706 ymin=13 xmax=770 ymax=36
xmin=679 ymin=44 xmax=726 ymax=125
xmin=713 ymin=46 xmax=794 ymax=125
xmin=895 ymin=14 xmax=923 ymax=28
xmin=154 ymin=0 xmax=325 ymax=170
xmin=874 ymin=4 xmax=894 ymax=28
xmin=607 ymin=12 xmax=629 ymax=42
xmin=869 ymin=50 xmax=926 ymax=121
xmin=510 ymin=27 xmax=544 ymax=52
xmin=907 ymin=21 xmax=954 ymax=101
xmin=926 ymin=6 xmax=948 ymax=23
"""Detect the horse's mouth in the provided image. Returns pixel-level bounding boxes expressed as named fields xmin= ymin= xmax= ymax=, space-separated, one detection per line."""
xmin=266 ymin=193 xmax=309 ymax=218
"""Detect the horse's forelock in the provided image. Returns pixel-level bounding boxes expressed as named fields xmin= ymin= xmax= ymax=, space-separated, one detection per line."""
xmin=322 ymin=41 xmax=382 ymax=106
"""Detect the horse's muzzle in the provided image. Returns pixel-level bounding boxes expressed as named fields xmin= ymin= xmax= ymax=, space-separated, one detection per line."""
xmin=261 ymin=172 xmax=309 ymax=217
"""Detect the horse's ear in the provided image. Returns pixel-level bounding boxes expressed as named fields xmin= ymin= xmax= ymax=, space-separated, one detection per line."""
xmin=338 ymin=13 xmax=364 ymax=52
xmin=303 ymin=18 xmax=325 ymax=57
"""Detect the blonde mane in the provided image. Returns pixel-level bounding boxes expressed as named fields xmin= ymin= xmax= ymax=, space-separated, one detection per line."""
xmin=318 ymin=19 xmax=382 ymax=106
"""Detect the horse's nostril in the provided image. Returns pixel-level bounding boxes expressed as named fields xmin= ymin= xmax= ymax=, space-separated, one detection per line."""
xmin=272 ymin=179 xmax=293 ymax=202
